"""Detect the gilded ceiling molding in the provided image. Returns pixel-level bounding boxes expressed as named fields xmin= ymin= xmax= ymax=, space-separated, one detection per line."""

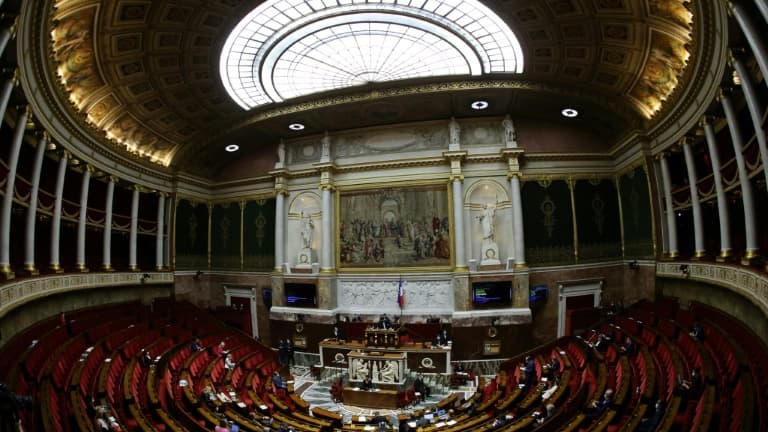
xmin=17 ymin=0 xmax=175 ymax=192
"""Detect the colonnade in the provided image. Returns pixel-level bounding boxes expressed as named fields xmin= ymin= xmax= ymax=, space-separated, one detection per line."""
xmin=656 ymin=1 xmax=768 ymax=264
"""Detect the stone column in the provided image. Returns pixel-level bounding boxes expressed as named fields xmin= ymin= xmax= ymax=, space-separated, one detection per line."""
xmin=720 ymin=89 xmax=759 ymax=262
xmin=701 ymin=117 xmax=732 ymax=260
xmin=102 ymin=177 xmax=115 ymax=270
xmin=731 ymin=52 xmax=768 ymax=185
xmin=754 ymin=0 xmax=768 ymax=26
xmin=730 ymin=2 xmax=768 ymax=90
xmin=320 ymin=185 xmax=333 ymax=272
xmin=0 ymin=72 xmax=16 ymax=131
xmin=274 ymin=181 xmax=287 ymax=272
xmin=50 ymin=152 xmax=69 ymax=273
xmin=659 ymin=153 xmax=678 ymax=258
xmin=451 ymin=178 xmax=466 ymax=269
xmin=502 ymin=148 xmax=526 ymax=268
xmin=156 ymin=193 xmax=166 ymax=270
xmin=510 ymin=174 xmax=526 ymax=267
xmin=0 ymin=106 xmax=28 ymax=279
xmin=129 ymin=187 xmax=140 ymax=271
xmin=652 ymin=159 xmax=668 ymax=256
xmin=681 ymin=138 xmax=705 ymax=258
xmin=75 ymin=165 xmax=93 ymax=272
xmin=0 ymin=18 xmax=17 ymax=59
xmin=444 ymin=151 xmax=467 ymax=270
xmin=23 ymin=134 xmax=47 ymax=275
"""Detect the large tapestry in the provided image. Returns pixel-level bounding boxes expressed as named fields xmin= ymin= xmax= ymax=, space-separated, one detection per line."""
xmin=620 ymin=166 xmax=654 ymax=258
xmin=574 ymin=179 xmax=622 ymax=261
xmin=175 ymin=199 xmax=209 ymax=270
xmin=338 ymin=185 xmax=451 ymax=268
xmin=522 ymin=179 xmax=574 ymax=266
xmin=211 ymin=202 xmax=241 ymax=270
xmin=243 ymin=198 xmax=276 ymax=270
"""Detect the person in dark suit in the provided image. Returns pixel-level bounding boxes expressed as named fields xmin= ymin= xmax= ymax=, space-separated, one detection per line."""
xmin=586 ymin=389 xmax=613 ymax=419
xmin=690 ymin=321 xmax=705 ymax=342
xmin=361 ymin=375 xmax=374 ymax=391
xmin=414 ymin=374 xmax=429 ymax=400
xmin=331 ymin=325 xmax=345 ymax=341
xmin=378 ymin=314 xmax=392 ymax=329
xmin=543 ymin=355 xmax=560 ymax=379
xmin=638 ymin=399 xmax=664 ymax=432
xmin=523 ymin=356 xmax=537 ymax=388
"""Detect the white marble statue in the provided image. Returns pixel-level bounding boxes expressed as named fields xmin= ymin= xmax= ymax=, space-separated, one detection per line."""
xmin=321 ymin=132 xmax=331 ymax=161
xmin=353 ymin=358 xmax=369 ymax=380
xmin=449 ymin=117 xmax=460 ymax=150
xmin=276 ymin=140 xmax=286 ymax=167
xmin=479 ymin=202 xmax=496 ymax=241
xmin=300 ymin=211 xmax=314 ymax=249
xmin=502 ymin=115 xmax=517 ymax=148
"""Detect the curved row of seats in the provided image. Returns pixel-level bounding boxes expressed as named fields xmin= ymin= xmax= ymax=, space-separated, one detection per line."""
xmin=1 ymin=297 xmax=765 ymax=431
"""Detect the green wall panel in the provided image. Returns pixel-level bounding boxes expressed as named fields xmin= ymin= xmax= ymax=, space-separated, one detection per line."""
xmin=243 ymin=198 xmax=276 ymax=270
xmin=522 ymin=179 xmax=575 ymax=266
xmin=175 ymin=199 xmax=209 ymax=270
xmin=211 ymin=202 xmax=242 ymax=270
xmin=620 ymin=166 xmax=654 ymax=258
xmin=574 ymin=179 xmax=621 ymax=261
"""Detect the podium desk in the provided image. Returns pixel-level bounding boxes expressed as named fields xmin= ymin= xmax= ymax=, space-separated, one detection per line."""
xmin=343 ymin=387 xmax=400 ymax=409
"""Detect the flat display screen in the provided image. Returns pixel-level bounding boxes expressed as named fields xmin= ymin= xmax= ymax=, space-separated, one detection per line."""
xmin=472 ymin=281 xmax=512 ymax=307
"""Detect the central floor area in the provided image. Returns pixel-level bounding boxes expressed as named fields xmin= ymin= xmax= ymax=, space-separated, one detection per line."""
xmin=289 ymin=365 xmax=482 ymax=423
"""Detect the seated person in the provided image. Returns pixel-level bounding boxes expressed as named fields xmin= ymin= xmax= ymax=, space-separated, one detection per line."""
xmin=637 ymin=399 xmax=665 ymax=432
xmin=190 ymin=337 xmax=202 ymax=352
xmin=542 ymin=355 xmax=560 ymax=379
xmin=690 ymin=321 xmax=705 ymax=342
xmin=534 ymin=404 xmax=556 ymax=426
xmin=272 ymin=371 xmax=287 ymax=390
xmin=139 ymin=350 xmax=153 ymax=368
xmin=586 ymin=389 xmax=613 ymax=419
xmin=434 ymin=329 xmax=451 ymax=347
xmin=594 ymin=334 xmax=609 ymax=352
xmin=330 ymin=325 xmax=345 ymax=341
xmin=201 ymin=386 xmax=217 ymax=409
xmin=620 ymin=336 xmax=636 ymax=356
xmin=373 ymin=412 xmax=388 ymax=432
xmin=540 ymin=379 xmax=558 ymax=401
xmin=361 ymin=375 xmax=374 ymax=391
xmin=214 ymin=419 xmax=229 ymax=432
xmin=676 ymin=367 xmax=702 ymax=403
xmin=213 ymin=340 xmax=226 ymax=356
xmin=224 ymin=353 xmax=236 ymax=370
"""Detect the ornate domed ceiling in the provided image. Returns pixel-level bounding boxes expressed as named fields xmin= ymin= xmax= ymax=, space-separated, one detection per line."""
xmin=40 ymin=0 xmax=694 ymax=180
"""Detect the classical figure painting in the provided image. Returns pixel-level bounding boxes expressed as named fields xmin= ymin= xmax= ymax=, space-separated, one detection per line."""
xmin=339 ymin=185 xmax=451 ymax=268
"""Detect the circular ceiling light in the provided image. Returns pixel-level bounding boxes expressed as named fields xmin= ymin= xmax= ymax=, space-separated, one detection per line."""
xmin=225 ymin=144 xmax=240 ymax=152
xmin=471 ymin=100 xmax=489 ymax=110
xmin=288 ymin=123 xmax=305 ymax=131
xmin=561 ymin=108 xmax=579 ymax=118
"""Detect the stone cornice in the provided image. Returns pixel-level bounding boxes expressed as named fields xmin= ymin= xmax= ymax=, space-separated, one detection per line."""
xmin=0 ymin=272 xmax=174 ymax=319
xmin=656 ymin=262 xmax=768 ymax=318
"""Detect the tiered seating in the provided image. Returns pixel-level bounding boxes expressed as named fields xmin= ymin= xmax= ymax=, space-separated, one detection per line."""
xmin=3 ymin=297 xmax=766 ymax=432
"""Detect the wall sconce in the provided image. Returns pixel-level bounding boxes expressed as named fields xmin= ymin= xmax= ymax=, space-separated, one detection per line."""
xmin=628 ymin=260 xmax=640 ymax=270
xmin=679 ymin=264 xmax=690 ymax=275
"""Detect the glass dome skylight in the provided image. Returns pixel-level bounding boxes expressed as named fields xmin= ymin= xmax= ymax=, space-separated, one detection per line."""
xmin=220 ymin=0 xmax=524 ymax=110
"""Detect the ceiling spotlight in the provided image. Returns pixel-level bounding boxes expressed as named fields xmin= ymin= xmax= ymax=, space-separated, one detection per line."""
xmin=561 ymin=108 xmax=579 ymax=118
xmin=225 ymin=144 xmax=240 ymax=152
xmin=470 ymin=100 xmax=489 ymax=110
xmin=288 ymin=123 xmax=305 ymax=131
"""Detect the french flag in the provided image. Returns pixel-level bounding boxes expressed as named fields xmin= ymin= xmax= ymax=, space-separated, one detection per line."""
xmin=397 ymin=277 xmax=405 ymax=309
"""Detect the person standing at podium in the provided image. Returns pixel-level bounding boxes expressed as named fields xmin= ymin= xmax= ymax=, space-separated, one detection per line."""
xmin=378 ymin=314 xmax=392 ymax=330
